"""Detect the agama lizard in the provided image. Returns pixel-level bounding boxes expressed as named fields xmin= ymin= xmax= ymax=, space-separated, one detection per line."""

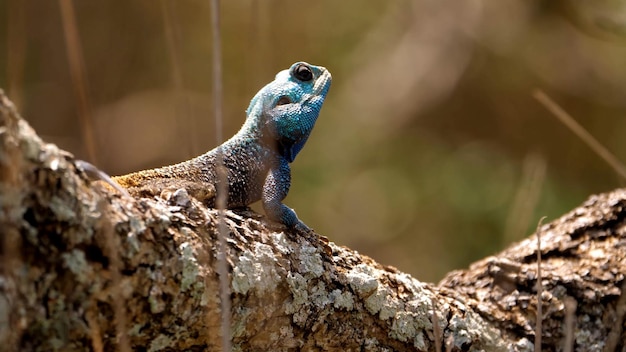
xmin=102 ymin=62 xmax=331 ymax=232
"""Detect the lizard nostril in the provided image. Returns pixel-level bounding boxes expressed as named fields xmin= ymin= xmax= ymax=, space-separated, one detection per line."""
xmin=293 ymin=64 xmax=313 ymax=82
xmin=276 ymin=96 xmax=291 ymax=106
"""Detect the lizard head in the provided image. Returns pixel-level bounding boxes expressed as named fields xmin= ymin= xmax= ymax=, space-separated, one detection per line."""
xmin=245 ymin=62 xmax=332 ymax=162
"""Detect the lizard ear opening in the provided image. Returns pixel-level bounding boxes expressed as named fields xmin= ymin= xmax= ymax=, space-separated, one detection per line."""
xmin=276 ymin=96 xmax=291 ymax=106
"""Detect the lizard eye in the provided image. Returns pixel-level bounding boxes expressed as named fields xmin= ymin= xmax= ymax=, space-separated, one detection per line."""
xmin=276 ymin=96 xmax=291 ymax=106
xmin=293 ymin=64 xmax=313 ymax=82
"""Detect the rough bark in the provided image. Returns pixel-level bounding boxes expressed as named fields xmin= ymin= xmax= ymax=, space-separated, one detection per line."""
xmin=0 ymin=89 xmax=624 ymax=351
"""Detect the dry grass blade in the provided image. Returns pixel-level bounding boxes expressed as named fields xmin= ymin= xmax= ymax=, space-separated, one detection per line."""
xmin=563 ymin=297 xmax=576 ymax=352
xmin=160 ymin=0 xmax=198 ymax=157
xmin=85 ymin=307 xmax=104 ymax=352
xmin=98 ymin=202 xmax=131 ymax=352
xmin=533 ymin=90 xmax=626 ymax=180
xmin=58 ymin=0 xmax=99 ymax=164
xmin=210 ymin=0 xmax=232 ymax=351
xmin=160 ymin=0 xmax=184 ymax=91
xmin=504 ymin=153 xmax=547 ymax=242
xmin=535 ymin=216 xmax=546 ymax=352
xmin=7 ymin=0 xmax=26 ymax=111
xmin=603 ymin=280 xmax=626 ymax=352
xmin=445 ymin=335 xmax=454 ymax=352
xmin=431 ymin=296 xmax=442 ymax=352
xmin=0 ymin=100 xmax=24 ymax=348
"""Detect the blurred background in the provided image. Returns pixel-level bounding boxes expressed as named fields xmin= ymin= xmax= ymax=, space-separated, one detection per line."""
xmin=2 ymin=0 xmax=626 ymax=282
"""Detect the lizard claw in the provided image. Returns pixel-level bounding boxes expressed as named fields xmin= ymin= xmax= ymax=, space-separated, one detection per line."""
xmin=293 ymin=221 xmax=333 ymax=256
xmin=76 ymin=159 xmax=132 ymax=198
xmin=162 ymin=188 xmax=192 ymax=207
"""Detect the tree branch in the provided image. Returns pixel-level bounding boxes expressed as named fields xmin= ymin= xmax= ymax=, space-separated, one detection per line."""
xmin=1 ymin=90 xmax=624 ymax=351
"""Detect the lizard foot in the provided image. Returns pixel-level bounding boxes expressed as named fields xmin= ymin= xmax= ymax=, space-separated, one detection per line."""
xmin=161 ymin=188 xmax=192 ymax=207
xmin=293 ymin=221 xmax=314 ymax=235
xmin=293 ymin=222 xmax=333 ymax=256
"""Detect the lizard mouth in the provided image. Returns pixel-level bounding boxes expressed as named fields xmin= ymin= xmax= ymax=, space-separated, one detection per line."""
xmin=310 ymin=67 xmax=332 ymax=101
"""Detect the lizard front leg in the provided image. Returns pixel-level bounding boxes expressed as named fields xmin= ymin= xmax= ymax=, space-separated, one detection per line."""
xmin=262 ymin=158 xmax=311 ymax=233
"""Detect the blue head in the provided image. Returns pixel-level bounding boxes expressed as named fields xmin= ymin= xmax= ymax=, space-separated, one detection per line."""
xmin=243 ymin=62 xmax=332 ymax=162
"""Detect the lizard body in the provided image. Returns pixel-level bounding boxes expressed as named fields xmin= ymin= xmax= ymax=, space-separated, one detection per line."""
xmin=112 ymin=62 xmax=331 ymax=231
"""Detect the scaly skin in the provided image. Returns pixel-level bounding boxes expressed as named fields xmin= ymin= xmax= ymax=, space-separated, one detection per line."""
xmin=113 ymin=62 xmax=332 ymax=231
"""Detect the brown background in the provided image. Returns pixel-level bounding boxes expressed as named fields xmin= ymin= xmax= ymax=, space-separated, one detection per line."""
xmin=2 ymin=0 xmax=626 ymax=281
